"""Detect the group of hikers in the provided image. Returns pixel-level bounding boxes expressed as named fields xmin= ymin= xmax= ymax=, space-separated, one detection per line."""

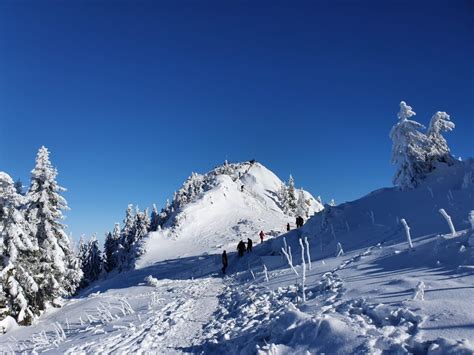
xmin=295 ymin=215 xmax=305 ymax=228
xmin=221 ymin=230 xmax=265 ymax=274
xmin=221 ymin=217 xmax=307 ymax=274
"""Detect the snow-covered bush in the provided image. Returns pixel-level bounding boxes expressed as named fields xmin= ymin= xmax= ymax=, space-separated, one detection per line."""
xmin=145 ymin=275 xmax=159 ymax=287
xmin=469 ymin=211 xmax=474 ymax=230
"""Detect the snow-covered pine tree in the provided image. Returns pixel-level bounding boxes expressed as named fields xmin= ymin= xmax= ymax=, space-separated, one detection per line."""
xmin=80 ymin=235 xmax=104 ymax=288
xmin=26 ymin=146 xmax=82 ymax=307
xmin=390 ymin=101 xmax=429 ymax=189
xmin=150 ymin=204 xmax=160 ymax=232
xmin=427 ymin=111 xmax=455 ymax=167
xmin=0 ymin=172 xmax=39 ymax=325
xmin=104 ymin=223 xmax=122 ymax=272
xmin=130 ymin=209 xmax=150 ymax=262
xmin=296 ymin=189 xmax=309 ymax=217
xmin=143 ymin=208 xmax=151 ymax=232
xmin=287 ymin=175 xmax=297 ymax=214
xmin=328 ymin=199 xmax=336 ymax=207
xmin=278 ymin=182 xmax=290 ymax=214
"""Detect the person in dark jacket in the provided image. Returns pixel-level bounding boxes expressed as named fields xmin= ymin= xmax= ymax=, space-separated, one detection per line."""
xmin=287 ymin=223 xmax=291 ymax=232
xmin=237 ymin=240 xmax=246 ymax=257
xmin=222 ymin=250 xmax=228 ymax=274
xmin=247 ymin=238 xmax=253 ymax=253
xmin=259 ymin=230 xmax=265 ymax=243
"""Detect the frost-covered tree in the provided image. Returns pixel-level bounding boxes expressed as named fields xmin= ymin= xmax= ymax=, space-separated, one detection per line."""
xmin=0 ymin=172 xmax=40 ymax=324
xmin=80 ymin=235 xmax=104 ymax=287
xmin=278 ymin=183 xmax=290 ymax=214
xmin=26 ymin=146 xmax=82 ymax=306
xmin=296 ymin=189 xmax=309 ymax=217
xmin=427 ymin=111 xmax=455 ymax=166
xmin=390 ymin=101 xmax=429 ymax=189
xmin=130 ymin=208 xmax=150 ymax=260
xmin=150 ymin=204 xmax=160 ymax=232
xmin=328 ymin=199 xmax=336 ymax=207
xmin=287 ymin=175 xmax=297 ymax=213
xmin=104 ymin=223 xmax=122 ymax=272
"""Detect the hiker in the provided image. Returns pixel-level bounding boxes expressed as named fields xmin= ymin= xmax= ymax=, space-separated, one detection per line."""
xmin=287 ymin=223 xmax=290 ymax=232
xmin=221 ymin=250 xmax=228 ymax=274
xmin=247 ymin=238 xmax=253 ymax=253
xmin=259 ymin=230 xmax=265 ymax=243
xmin=296 ymin=216 xmax=304 ymax=228
xmin=237 ymin=240 xmax=246 ymax=257
xmin=241 ymin=185 xmax=244 ymax=192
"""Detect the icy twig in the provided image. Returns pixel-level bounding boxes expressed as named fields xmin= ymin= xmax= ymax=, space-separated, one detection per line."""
xmin=439 ymin=208 xmax=456 ymax=236
xmin=400 ymin=218 xmax=413 ymax=249
xmin=413 ymin=281 xmax=425 ymax=301
xmin=299 ymin=239 xmax=307 ymax=302
xmin=281 ymin=247 xmax=299 ymax=277
xmin=263 ymin=264 xmax=269 ymax=282
xmin=304 ymin=237 xmax=311 ymax=270
xmin=336 ymin=242 xmax=344 ymax=257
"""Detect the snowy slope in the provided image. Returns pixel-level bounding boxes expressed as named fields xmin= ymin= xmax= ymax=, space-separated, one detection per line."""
xmin=1 ymin=160 xmax=473 ymax=354
xmin=138 ymin=161 xmax=322 ymax=267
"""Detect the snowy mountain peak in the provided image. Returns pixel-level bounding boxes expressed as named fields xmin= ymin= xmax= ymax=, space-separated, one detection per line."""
xmin=138 ymin=161 xmax=323 ymax=266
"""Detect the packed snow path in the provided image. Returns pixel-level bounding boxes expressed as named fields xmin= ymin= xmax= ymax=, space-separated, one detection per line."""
xmin=0 ymin=255 xmax=224 ymax=354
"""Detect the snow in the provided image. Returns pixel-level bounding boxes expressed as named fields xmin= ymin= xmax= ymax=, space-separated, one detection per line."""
xmin=1 ymin=160 xmax=473 ymax=353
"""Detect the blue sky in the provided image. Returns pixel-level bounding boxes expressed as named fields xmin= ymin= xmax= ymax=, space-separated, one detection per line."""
xmin=1 ymin=0 xmax=472 ymax=241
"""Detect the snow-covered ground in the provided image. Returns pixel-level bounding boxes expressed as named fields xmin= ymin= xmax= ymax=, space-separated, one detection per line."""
xmin=1 ymin=160 xmax=473 ymax=353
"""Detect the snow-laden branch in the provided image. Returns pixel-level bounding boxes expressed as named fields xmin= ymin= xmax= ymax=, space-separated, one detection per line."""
xmin=439 ymin=208 xmax=456 ymax=236
xmin=281 ymin=247 xmax=299 ymax=277
xmin=400 ymin=218 xmax=413 ymax=249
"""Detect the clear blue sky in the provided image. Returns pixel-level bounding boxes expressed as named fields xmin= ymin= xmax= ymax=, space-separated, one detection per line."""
xmin=1 ymin=0 xmax=472 ymax=241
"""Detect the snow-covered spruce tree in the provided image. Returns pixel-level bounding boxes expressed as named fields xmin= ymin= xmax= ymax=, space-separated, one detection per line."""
xmin=296 ymin=189 xmax=309 ymax=217
xmin=130 ymin=208 xmax=150 ymax=261
xmin=287 ymin=175 xmax=297 ymax=214
xmin=26 ymin=146 xmax=82 ymax=307
xmin=104 ymin=223 xmax=122 ymax=272
xmin=80 ymin=235 xmax=104 ymax=288
xmin=150 ymin=204 xmax=160 ymax=232
xmin=0 ymin=172 xmax=39 ymax=325
xmin=278 ymin=182 xmax=290 ymax=214
xmin=427 ymin=111 xmax=455 ymax=167
xmin=390 ymin=101 xmax=429 ymax=189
